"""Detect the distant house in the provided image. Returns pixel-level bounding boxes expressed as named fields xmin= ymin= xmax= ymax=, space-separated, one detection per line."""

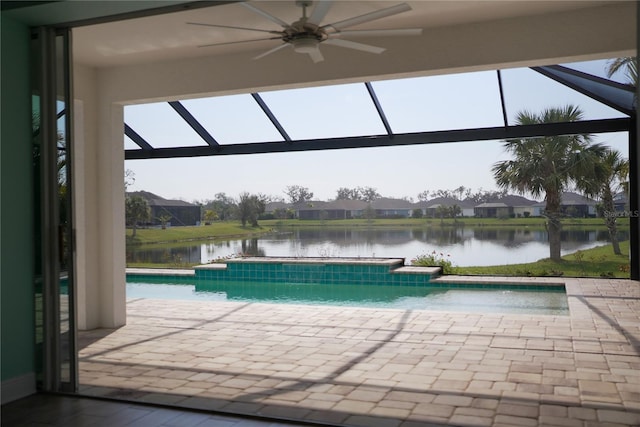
xmin=328 ymin=199 xmax=368 ymax=218
xmin=370 ymin=198 xmax=413 ymax=218
xmin=559 ymin=192 xmax=597 ymax=217
xmin=613 ymin=192 xmax=629 ymax=213
xmin=532 ymin=192 xmax=597 ymax=218
xmin=500 ymin=195 xmax=539 ymax=218
xmin=474 ymin=202 xmax=512 ymax=218
xmin=264 ymin=201 xmax=293 ymax=219
xmin=513 ymin=205 xmax=535 ymax=218
xmin=128 ymin=191 xmax=201 ymax=226
xmin=294 ymin=198 xmax=417 ymax=220
xmin=294 ymin=200 xmax=368 ymax=220
xmin=475 ymin=195 xmax=538 ymax=218
xmin=264 ymin=201 xmax=289 ymax=213
xmin=421 ymin=197 xmax=475 ymax=217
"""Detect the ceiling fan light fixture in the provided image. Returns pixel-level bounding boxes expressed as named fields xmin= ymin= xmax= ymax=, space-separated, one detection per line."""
xmin=192 ymin=1 xmax=422 ymax=63
xmin=292 ymin=37 xmax=320 ymax=54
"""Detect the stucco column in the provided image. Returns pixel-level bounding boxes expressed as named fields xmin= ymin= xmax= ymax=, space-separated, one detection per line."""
xmin=96 ymin=101 xmax=126 ymax=328
xmin=73 ymin=63 xmax=126 ymax=329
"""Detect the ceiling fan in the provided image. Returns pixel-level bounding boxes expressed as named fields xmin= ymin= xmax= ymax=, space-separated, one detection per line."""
xmin=188 ymin=1 xmax=422 ymax=63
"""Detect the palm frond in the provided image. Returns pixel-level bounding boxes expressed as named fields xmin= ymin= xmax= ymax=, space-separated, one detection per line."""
xmin=606 ymin=57 xmax=637 ymax=86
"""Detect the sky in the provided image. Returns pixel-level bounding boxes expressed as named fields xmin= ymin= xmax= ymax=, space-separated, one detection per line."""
xmin=124 ymin=59 xmax=630 ymax=203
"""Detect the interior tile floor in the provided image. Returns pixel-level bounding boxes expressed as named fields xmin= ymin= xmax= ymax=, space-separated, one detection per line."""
xmin=1 ymin=393 xmax=315 ymax=426
xmin=62 ymin=278 xmax=640 ymax=426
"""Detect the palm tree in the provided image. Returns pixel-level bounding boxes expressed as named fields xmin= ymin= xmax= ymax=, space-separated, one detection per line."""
xmin=606 ymin=57 xmax=637 ymax=86
xmin=577 ymin=149 xmax=629 ymax=255
xmin=492 ymin=105 xmax=607 ymax=261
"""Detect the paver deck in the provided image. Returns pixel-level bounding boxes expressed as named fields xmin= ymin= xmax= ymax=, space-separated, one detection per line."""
xmin=78 ymin=277 xmax=640 ymax=427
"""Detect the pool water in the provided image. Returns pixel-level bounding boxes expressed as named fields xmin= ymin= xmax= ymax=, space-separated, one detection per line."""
xmin=126 ymin=279 xmax=569 ymax=315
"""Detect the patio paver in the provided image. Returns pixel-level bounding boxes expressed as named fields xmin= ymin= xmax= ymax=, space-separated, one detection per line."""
xmin=79 ymin=277 xmax=640 ymax=426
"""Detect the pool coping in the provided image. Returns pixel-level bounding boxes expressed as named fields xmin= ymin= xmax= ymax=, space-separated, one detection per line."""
xmin=216 ymin=256 xmax=406 ymax=266
xmin=126 ymin=267 xmax=564 ymax=286
xmin=125 ymin=267 xmax=567 ymax=291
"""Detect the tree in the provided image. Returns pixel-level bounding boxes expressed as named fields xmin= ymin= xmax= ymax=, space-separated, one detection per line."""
xmin=492 ymin=105 xmax=607 ymax=261
xmin=579 ymin=149 xmax=629 ymax=255
xmin=448 ymin=204 xmax=462 ymax=219
xmin=362 ymin=203 xmax=376 ymax=222
xmin=431 ymin=189 xmax=454 ymax=199
xmin=124 ymin=169 xmax=135 ymax=191
xmin=335 ymin=187 xmax=360 ymax=200
xmin=359 ymin=186 xmax=381 ymax=202
xmin=157 ymin=214 xmax=172 ymax=230
xmin=204 ymin=192 xmax=236 ymax=221
xmin=417 ymin=191 xmax=431 ymax=202
xmin=466 ymin=188 xmax=507 ymax=204
xmin=125 ymin=195 xmax=151 ymax=238
xmin=273 ymin=208 xmax=294 ymax=219
xmin=284 ymin=185 xmax=314 ymax=204
xmin=412 ymin=208 xmax=423 ymax=218
xmin=606 ymin=57 xmax=637 ymax=85
xmin=237 ymin=192 xmax=266 ymax=227
xmin=335 ymin=186 xmax=380 ymax=201
xmin=435 ymin=205 xmax=448 ymax=225
xmin=203 ymin=209 xmax=218 ymax=224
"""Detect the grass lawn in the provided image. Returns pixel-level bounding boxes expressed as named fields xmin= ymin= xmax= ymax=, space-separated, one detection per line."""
xmin=126 ymin=222 xmax=275 ymax=245
xmin=452 ymin=241 xmax=631 ymax=278
xmin=127 ymin=217 xmax=624 ymax=245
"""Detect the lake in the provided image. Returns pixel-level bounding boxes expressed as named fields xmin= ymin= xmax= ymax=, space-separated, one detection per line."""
xmin=126 ymin=225 xmax=628 ymax=267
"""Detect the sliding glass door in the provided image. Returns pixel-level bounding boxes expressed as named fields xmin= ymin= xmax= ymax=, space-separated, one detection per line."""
xmin=32 ymin=26 xmax=77 ymax=393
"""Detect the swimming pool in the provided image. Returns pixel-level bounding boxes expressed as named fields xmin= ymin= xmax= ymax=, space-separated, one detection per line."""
xmin=126 ymin=277 xmax=569 ymax=316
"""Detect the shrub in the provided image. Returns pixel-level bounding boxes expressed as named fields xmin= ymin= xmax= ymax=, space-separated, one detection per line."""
xmin=411 ymin=251 xmax=454 ymax=274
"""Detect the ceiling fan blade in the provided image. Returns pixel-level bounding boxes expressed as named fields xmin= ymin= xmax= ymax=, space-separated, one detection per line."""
xmin=323 ymin=3 xmax=411 ymax=31
xmin=198 ymin=37 xmax=282 ymax=48
xmin=324 ymin=38 xmax=385 ymax=54
xmin=308 ymin=48 xmax=325 ymax=63
xmin=253 ymin=43 xmax=291 ymax=60
xmin=335 ymin=28 xmax=422 ymax=37
xmin=241 ymin=2 xmax=290 ymax=28
xmin=308 ymin=0 xmax=332 ymax=25
xmin=187 ymin=22 xmax=281 ymax=35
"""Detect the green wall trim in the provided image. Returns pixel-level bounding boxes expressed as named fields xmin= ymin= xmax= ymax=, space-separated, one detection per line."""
xmin=1 ymin=13 xmax=36 ymax=383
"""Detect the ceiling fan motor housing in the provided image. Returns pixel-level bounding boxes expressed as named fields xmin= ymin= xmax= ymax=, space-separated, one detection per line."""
xmin=284 ymin=21 xmax=328 ymax=53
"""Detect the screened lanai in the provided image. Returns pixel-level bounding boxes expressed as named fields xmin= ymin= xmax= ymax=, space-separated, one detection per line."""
xmin=56 ymin=0 xmax=639 ymax=334
xmin=2 ymin=0 xmax=640 ymax=425
xmin=3 ymin=1 xmax=638 ymax=423
xmin=122 ymin=58 xmax=638 ymax=282
xmin=124 ymin=63 xmax=634 ymax=158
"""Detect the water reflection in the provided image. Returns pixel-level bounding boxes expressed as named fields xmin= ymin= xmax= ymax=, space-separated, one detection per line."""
xmin=126 ymin=226 xmax=628 ymax=267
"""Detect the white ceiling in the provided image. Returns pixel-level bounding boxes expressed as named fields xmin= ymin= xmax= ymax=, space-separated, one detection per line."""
xmin=73 ymin=1 xmax=619 ymax=68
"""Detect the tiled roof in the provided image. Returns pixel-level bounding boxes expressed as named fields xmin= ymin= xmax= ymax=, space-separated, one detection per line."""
xmin=127 ymin=191 xmax=197 ymax=207
xmin=328 ymin=199 xmax=368 ymax=210
xmin=484 ymin=195 xmax=538 ymax=206
xmin=422 ymin=197 xmax=476 ymax=209
xmin=370 ymin=197 xmax=413 ymax=209
xmin=475 ymin=202 xmax=509 ymax=208
xmin=265 ymin=201 xmax=290 ymax=211
xmin=560 ymin=192 xmax=596 ymax=205
xmin=532 ymin=192 xmax=597 ymax=207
